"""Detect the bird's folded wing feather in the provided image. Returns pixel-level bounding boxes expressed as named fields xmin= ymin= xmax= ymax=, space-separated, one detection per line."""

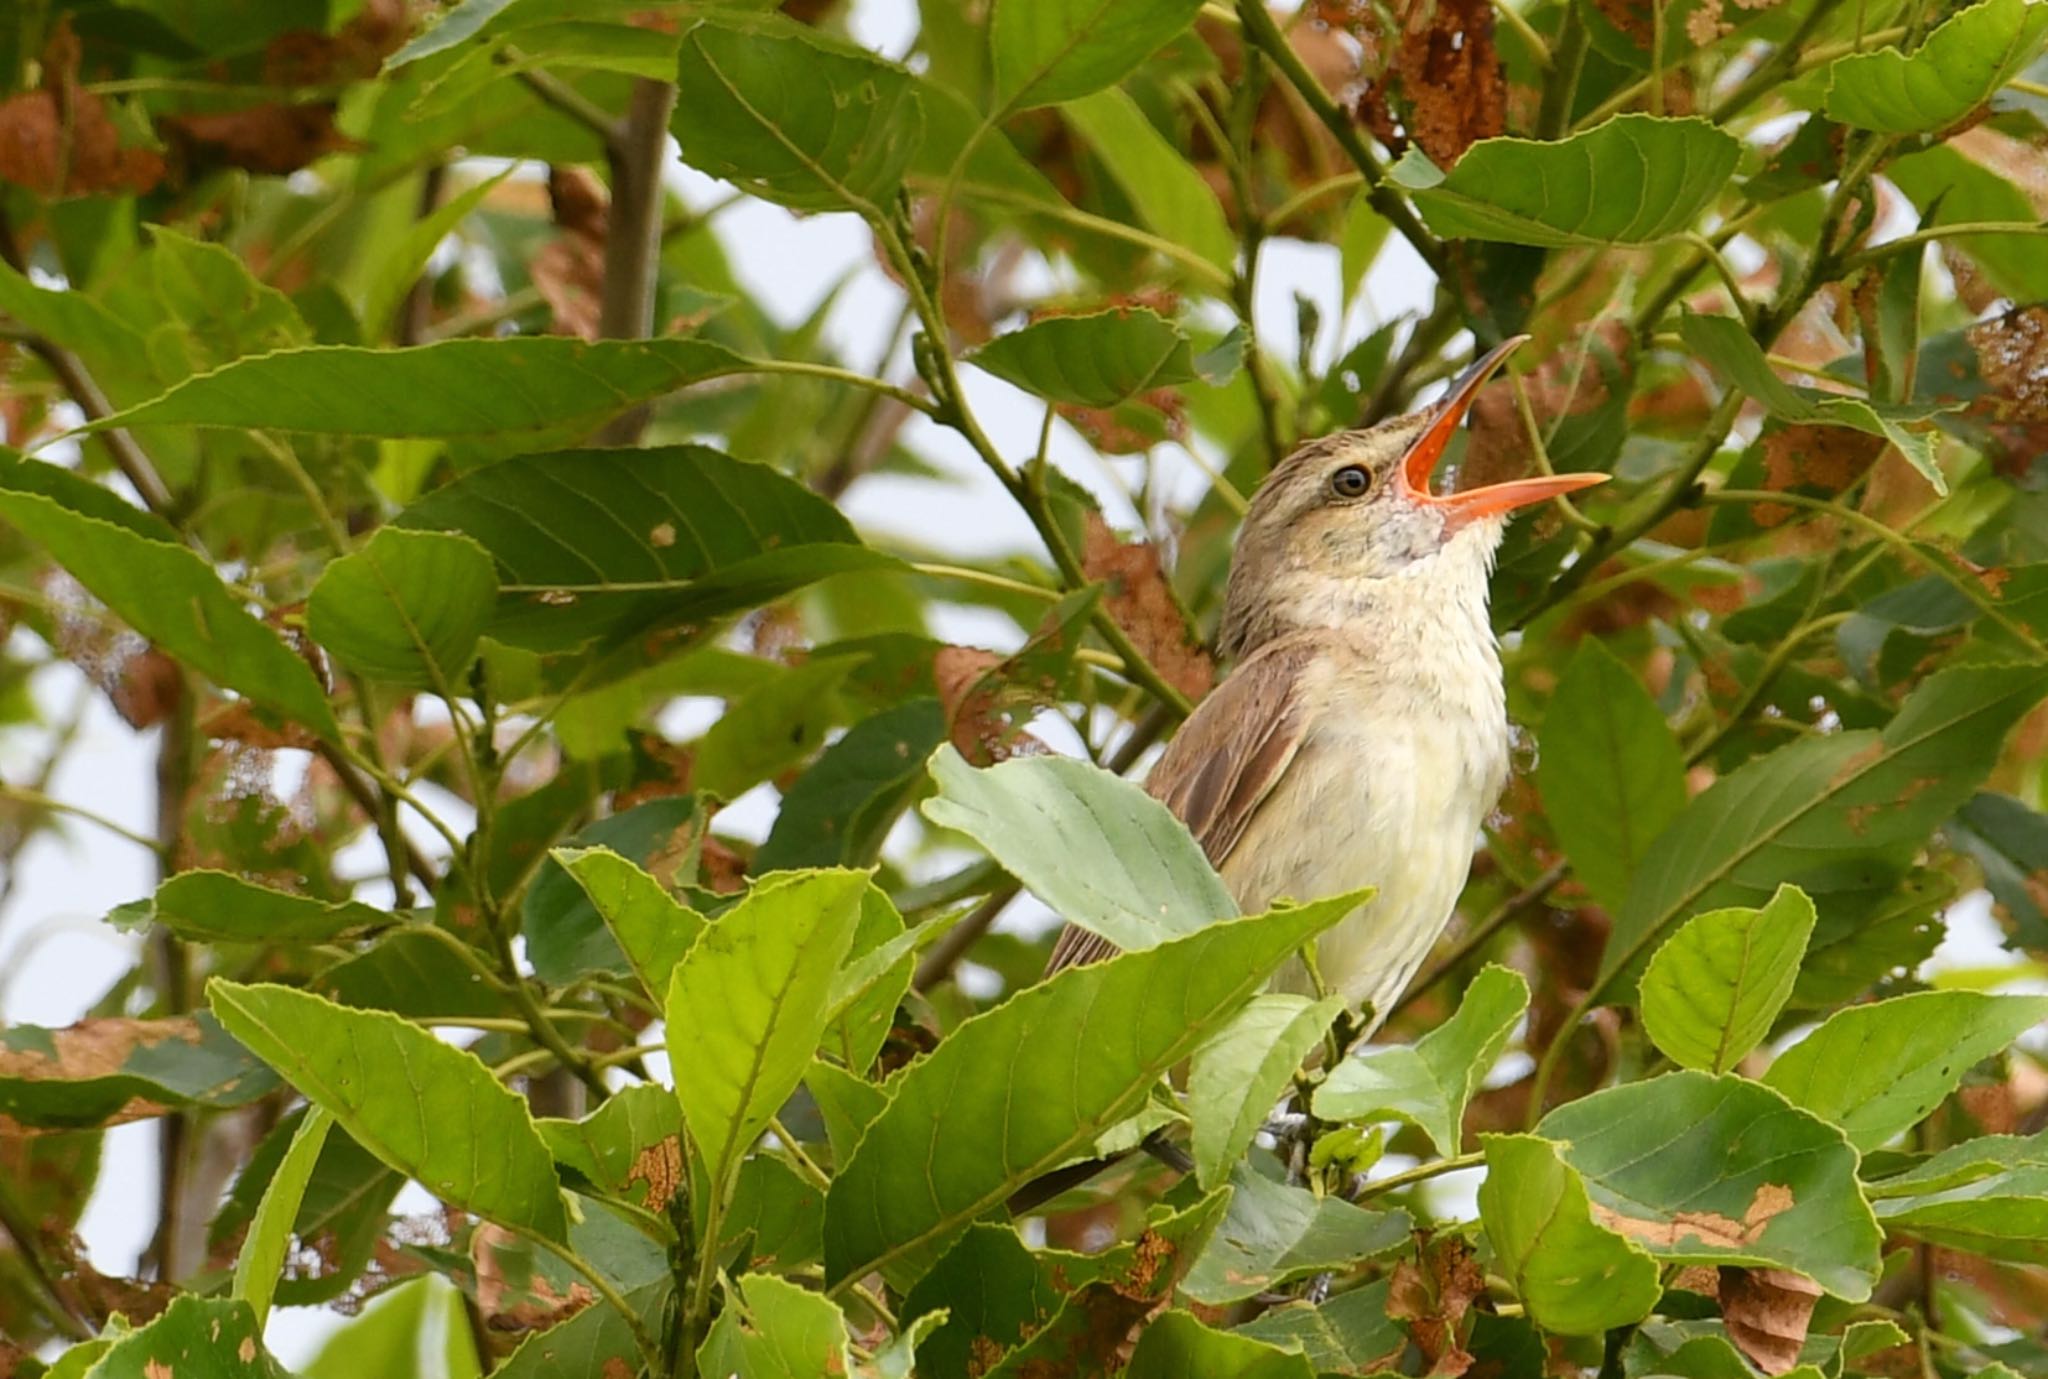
xmin=1043 ymin=639 xmax=1316 ymax=976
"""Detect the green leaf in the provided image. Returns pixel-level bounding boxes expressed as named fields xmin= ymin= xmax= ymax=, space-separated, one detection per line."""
xmin=823 ymin=893 xmax=1356 ymax=1283
xmin=823 ymin=888 xmax=928 ymax=1074
xmin=897 ymin=1226 xmax=1065 ymax=1377
xmin=1640 ymin=884 xmax=1817 ymax=1074
xmin=965 ymin=307 xmax=1200 ymax=406
xmin=146 ymin=226 xmax=310 ymax=367
xmin=1680 ymin=309 xmax=1953 ymax=491
xmin=525 ymin=796 xmax=706 ymax=983
xmin=386 ymin=0 xmax=522 ymax=67
xmin=233 ymin=1107 xmax=332 ymax=1325
xmin=208 ymin=1112 xmax=402 ymax=1308
xmin=1311 ymin=965 xmax=1530 ymax=1156
xmin=694 ymin=655 xmax=860 ymax=799
xmin=1189 ymin=994 xmax=1342 ymax=1190
xmin=697 ymin=1273 xmax=851 ymax=1379
xmin=119 ymin=871 xmax=390 ymax=946
xmin=672 ymin=14 xmax=923 ymax=212
xmin=1597 ymin=662 xmax=2048 ymax=997
xmin=554 ymin=846 xmax=706 ymax=1002
xmin=666 ymin=869 xmax=869 ymax=1198
xmin=1537 ymin=638 xmax=1687 ymax=909
xmin=804 ymin=1059 xmax=888 ymax=1164
xmin=757 ymin=699 xmax=946 ymax=872
xmin=1232 ymin=1279 xmax=1407 ymax=1372
xmin=537 ymin=1083 xmax=683 ymax=1209
xmin=1062 ymin=88 xmax=1236 ymax=273
xmin=1180 ymin=1165 xmax=1412 ymax=1305
xmin=1125 ymin=1311 xmax=1315 ymax=1379
xmin=90 ymin=336 xmax=746 ymax=438
xmin=1390 ymin=114 xmax=1741 ymax=246
xmin=0 ymin=1014 xmax=278 ymax=1130
xmin=307 ymin=528 xmax=498 ymax=689
xmin=208 ymin=980 xmax=569 ymax=1241
xmin=1950 ymin=792 xmax=2048 ymax=949
xmin=1824 ymin=0 xmax=2048 ymax=133
xmin=359 ymin=170 xmax=511 ymax=339
xmin=1478 ymin=1133 xmax=1662 ymax=1335
xmin=0 ymin=455 xmax=339 ymax=740
xmin=397 ymin=445 xmax=892 ymax=652
xmin=494 ymin=1282 xmax=669 ymax=1379
xmin=1536 ymin=1071 xmax=1883 ymax=1299
xmin=80 ymin=1297 xmax=287 ymax=1379
xmin=1868 ymin=1130 xmax=2048 ymax=1263
xmin=1762 ymin=991 xmax=2048 ymax=1151
xmin=920 ymin=745 xmax=1237 ymax=952
xmin=990 ymin=0 xmax=1207 ymax=111
xmin=1887 ymin=145 xmax=2048 ymax=301
xmin=301 ymin=1275 xmax=482 ymax=1379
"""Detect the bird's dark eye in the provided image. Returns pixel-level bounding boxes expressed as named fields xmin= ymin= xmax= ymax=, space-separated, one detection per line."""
xmin=1329 ymin=465 xmax=1372 ymax=499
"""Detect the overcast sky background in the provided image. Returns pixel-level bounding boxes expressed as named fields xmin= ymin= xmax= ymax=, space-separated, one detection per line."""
xmin=0 ymin=0 xmax=2032 ymax=1366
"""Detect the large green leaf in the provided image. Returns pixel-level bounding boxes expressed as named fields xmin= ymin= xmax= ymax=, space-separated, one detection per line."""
xmin=554 ymin=846 xmax=706 ymax=1001
xmin=0 ymin=455 xmax=338 ymax=740
xmin=1824 ymin=0 xmax=2048 ymax=133
xmin=1640 ymin=885 xmax=1816 ymax=1075
xmin=1125 ymin=1311 xmax=1315 ymax=1379
xmin=116 ymin=871 xmax=390 ymax=946
xmin=1180 ymin=1165 xmax=1411 ymax=1305
xmin=665 ymin=869 xmax=868 ymax=1200
xmin=1189 ymin=994 xmax=1342 ymax=1190
xmin=208 ymin=980 xmax=569 ymax=1241
xmin=1390 ymin=115 xmax=1741 ymax=246
xmin=1681 ymin=309 xmax=1953 ymax=490
xmin=307 ymin=528 xmax=498 ymax=689
xmin=88 ymin=337 xmax=747 ymax=438
xmin=1536 ymin=1071 xmax=1882 ymax=1299
xmin=1062 ymin=89 xmax=1236 ymax=273
xmin=0 ymin=1013 xmax=276 ymax=1132
xmin=1868 ymin=1131 xmax=2048 ymax=1263
xmin=757 ymin=699 xmax=946 ymax=872
xmin=965 ymin=307 xmax=1200 ymax=407
xmin=1762 ymin=991 xmax=2048 ymax=1150
xmin=822 ymin=893 xmax=1356 ymax=1283
xmin=697 ymin=1272 xmax=851 ymax=1378
xmin=1537 ymin=638 xmax=1687 ymax=909
xmin=1312 ymin=965 xmax=1530 ymax=1156
xmin=396 ymin=445 xmax=891 ymax=652
xmin=919 ymin=745 xmax=1237 ymax=952
xmin=1479 ymin=1133 xmax=1662 ymax=1335
xmin=79 ymin=1297 xmax=288 ymax=1379
xmin=1597 ymin=662 xmax=2048 ymax=996
xmin=989 ymin=0 xmax=1207 ymax=111
xmin=672 ymin=14 xmax=923 ymax=212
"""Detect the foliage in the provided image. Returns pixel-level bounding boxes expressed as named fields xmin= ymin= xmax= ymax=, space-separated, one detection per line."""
xmin=0 ymin=0 xmax=2045 ymax=1376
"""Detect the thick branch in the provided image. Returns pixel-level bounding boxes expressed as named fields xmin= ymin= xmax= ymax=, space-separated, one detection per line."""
xmin=594 ymin=78 xmax=680 ymax=447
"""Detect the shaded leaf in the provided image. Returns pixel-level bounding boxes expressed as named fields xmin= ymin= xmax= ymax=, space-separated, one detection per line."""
xmin=1640 ymin=885 xmax=1817 ymax=1074
xmin=1762 ymin=990 xmax=2048 ymax=1150
xmin=493 ymin=1281 xmax=668 ymax=1379
xmin=525 ymin=796 xmax=708 ymax=984
xmin=823 ymin=894 xmax=1356 ymax=1283
xmin=1312 ymin=964 xmax=1530 ymax=1156
xmin=1868 ymin=1130 xmax=2048 ymax=1264
xmin=1233 ymin=1279 xmax=1409 ymax=1373
xmin=1537 ymin=638 xmax=1687 ymax=909
xmin=1478 ymin=1133 xmax=1662 ymax=1335
xmin=1950 ymin=792 xmax=2048 ymax=949
xmin=1189 ymin=994 xmax=1342 ymax=1190
xmin=920 ymin=744 xmax=1236 ymax=953
xmin=1063 ymin=88 xmax=1236 ymax=273
xmin=118 ymin=871 xmax=389 ymax=946
xmin=554 ymin=845 xmax=706 ymax=1002
xmin=1181 ymin=1165 xmax=1412 ymax=1305
xmin=1125 ymin=1310 xmax=1315 ymax=1379
xmin=0 ymin=454 xmax=338 ymax=740
xmin=306 ymin=528 xmax=498 ymax=689
xmin=757 ymin=698 xmax=946 ymax=872
xmin=537 ymin=1084 xmax=684 ymax=1211
xmin=1391 ymin=114 xmax=1741 ymax=246
xmin=1536 ymin=1071 xmax=1882 ymax=1299
xmin=1824 ymin=0 xmax=2048 ymax=133
xmin=0 ymin=1014 xmax=278 ymax=1130
xmin=990 ymin=0 xmax=1207 ymax=111
xmin=1597 ymin=662 xmax=2048 ymax=996
xmin=694 ymin=655 xmax=860 ymax=799
xmin=672 ymin=14 xmax=923 ymax=212
xmin=966 ymin=307 xmax=1200 ymax=407
xmin=666 ymin=869 xmax=869 ymax=1199
xmin=397 ymin=445 xmax=892 ymax=653
xmin=208 ymin=980 xmax=568 ymax=1240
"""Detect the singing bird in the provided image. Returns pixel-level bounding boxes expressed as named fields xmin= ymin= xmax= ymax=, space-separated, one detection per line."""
xmin=1048 ymin=338 xmax=1606 ymax=1036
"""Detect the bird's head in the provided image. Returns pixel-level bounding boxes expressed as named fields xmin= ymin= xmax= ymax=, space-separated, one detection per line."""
xmin=1218 ymin=336 xmax=1608 ymax=658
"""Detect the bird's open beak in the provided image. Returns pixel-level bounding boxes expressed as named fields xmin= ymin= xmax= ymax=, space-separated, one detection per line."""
xmin=1399 ymin=334 xmax=1611 ymax=520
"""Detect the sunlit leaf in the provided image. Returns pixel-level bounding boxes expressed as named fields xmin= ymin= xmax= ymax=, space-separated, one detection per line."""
xmin=1824 ymin=0 xmax=2048 ymax=132
xmin=1180 ymin=1165 xmax=1411 ymax=1305
xmin=698 ymin=1272 xmax=851 ymax=1378
xmin=965 ymin=307 xmax=1201 ymax=407
xmin=1479 ymin=1133 xmax=1662 ymax=1335
xmin=233 ymin=1107 xmax=332 ymax=1325
xmin=1868 ymin=1130 xmax=2048 ymax=1264
xmin=554 ymin=846 xmax=706 ymax=1001
xmin=79 ymin=1297 xmax=288 ymax=1379
xmin=1189 ymin=994 xmax=1341 ymax=1190
xmin=1640 ymin=885 xmax=1816 ymax=1074
xmin=989 ymin=0 xmax=1207 ymax=111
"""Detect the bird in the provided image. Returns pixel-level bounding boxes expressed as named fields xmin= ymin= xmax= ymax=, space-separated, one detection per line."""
xmin=1046 ymin=336 xmax=1607 ymax=1038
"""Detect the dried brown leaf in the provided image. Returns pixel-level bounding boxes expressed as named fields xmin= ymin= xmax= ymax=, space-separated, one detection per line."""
xmin=161 ymin=103 xmax=353 ymax=176
xmin=1719 ymin=1265 xmax=1822 ymax=1376
xmin=1387 ymin=1234 xmax=1485 ymax=1377
xmin=1080 ymin=513 xmax=1214 ymax=699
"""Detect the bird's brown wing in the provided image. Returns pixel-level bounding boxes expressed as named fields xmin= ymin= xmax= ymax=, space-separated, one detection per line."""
xmin=1044 ymin=639 xmax=1316 ymax=975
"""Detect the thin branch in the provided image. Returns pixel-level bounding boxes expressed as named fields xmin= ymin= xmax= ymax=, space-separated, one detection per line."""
xmin=595 ymin=77 xmax=680 ymax=447
xmin=510 ymin=58 xmax=626 ymax=161
xmin=0 ymin=782 xmax=169 ymax=856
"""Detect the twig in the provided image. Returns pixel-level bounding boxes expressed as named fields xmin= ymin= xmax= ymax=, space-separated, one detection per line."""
xmin=0 ymin=1176 xmax=92 ymax=1340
